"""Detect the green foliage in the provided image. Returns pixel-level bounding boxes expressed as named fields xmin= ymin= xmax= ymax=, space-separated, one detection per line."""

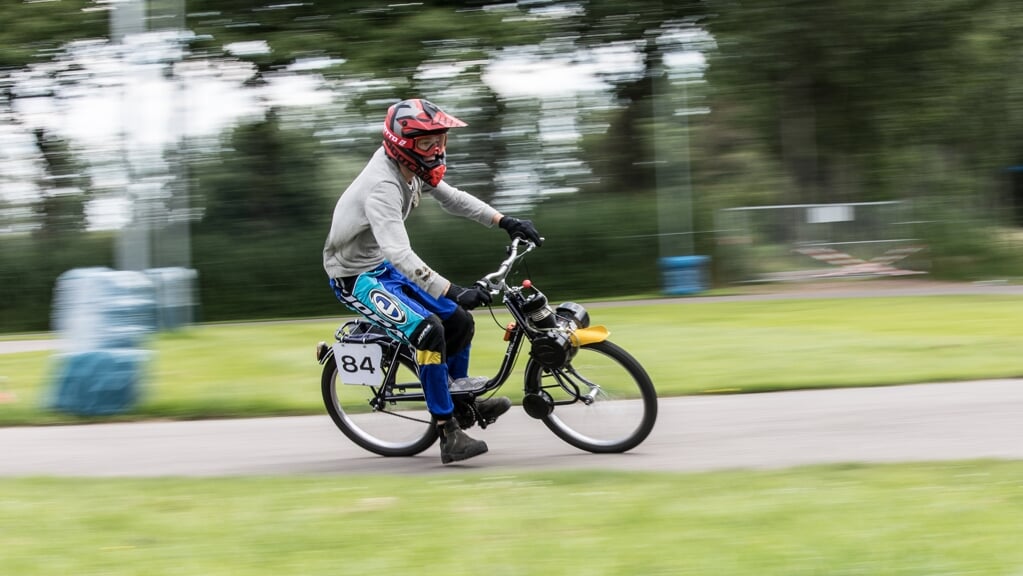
xmin=0 ymin=233 xmax=116 ymax=333
xmin=0 ymin=0 xmax=107 ymax=68
xmin=703 ymin=0 xmax=1023 ymax=203
xmin=185 ymin=113 xmax=340 ymax=323
xmin=913 ymin=202 xmax=1023 ymax=280
xmin=31 ymin=129 xmax=93 ymax=238
xmin=192 ymin=111 xmax=329 ymax=235
xmin=406 ymin=193 xmax=664 ymax=302
xmin=186 ymin=1 xmax=545 ymax=77
xmin=190 ymin=228 xmax=336 ymax=321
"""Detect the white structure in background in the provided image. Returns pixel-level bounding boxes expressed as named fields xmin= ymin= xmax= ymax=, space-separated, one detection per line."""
xmin=0 ymin=0 xmax=331 ymax=236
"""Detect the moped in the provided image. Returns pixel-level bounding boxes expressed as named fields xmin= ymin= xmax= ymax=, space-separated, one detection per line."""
xmin=316 ymin=237 xmax=657 ymax=456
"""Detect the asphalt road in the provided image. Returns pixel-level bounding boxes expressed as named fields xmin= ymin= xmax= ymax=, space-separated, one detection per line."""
xmin=3 ymin=379 xmax=1022 ymax=477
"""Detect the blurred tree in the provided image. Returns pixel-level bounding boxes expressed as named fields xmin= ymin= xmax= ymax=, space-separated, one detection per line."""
xmin=185 ymin=1 xmax=544 ymax=79
xmin=570 ymin=1 xmax=707 ymax=193
xmin=32 ymin=128 xmax=92 ymax=238
xmin=191 ymin=109 xmax=327 ymax=234
xmin=0 ymin=1 xmax=107 ymax=68
xmin=182 ymin=1 xmax=547 ymax=210
xmin=703 ymin=0 xmax=1023 ymax=205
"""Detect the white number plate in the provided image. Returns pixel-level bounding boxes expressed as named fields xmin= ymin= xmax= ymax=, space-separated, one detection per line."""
xmin=332 ymin=342 xmax=383 ymax=387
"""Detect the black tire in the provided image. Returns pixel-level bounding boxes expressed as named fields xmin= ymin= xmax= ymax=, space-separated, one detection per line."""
xmin=524 ymin=340 xmax=657 ymax=453
xmin=321 ymin=353 xmax=437 ymax=457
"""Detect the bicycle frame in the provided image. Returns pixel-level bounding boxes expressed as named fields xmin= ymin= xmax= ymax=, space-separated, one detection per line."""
xmin=320 ymin=312 xmax=527 ymax=407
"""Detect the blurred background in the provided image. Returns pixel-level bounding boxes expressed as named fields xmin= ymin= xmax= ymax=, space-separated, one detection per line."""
xmin=3 ymin=0 xmax=1023 ymax=333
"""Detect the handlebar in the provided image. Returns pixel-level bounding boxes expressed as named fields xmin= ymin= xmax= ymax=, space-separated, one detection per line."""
xmin=476 ymin=237 xmax=538 ymax=293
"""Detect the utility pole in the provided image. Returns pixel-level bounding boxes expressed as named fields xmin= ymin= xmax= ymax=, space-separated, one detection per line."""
xmin=111 ymin=0 xmax=190 ymax=272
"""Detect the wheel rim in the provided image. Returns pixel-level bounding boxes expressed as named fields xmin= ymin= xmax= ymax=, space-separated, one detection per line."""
xmin=328 ymin=360 xmax=434 ymax=453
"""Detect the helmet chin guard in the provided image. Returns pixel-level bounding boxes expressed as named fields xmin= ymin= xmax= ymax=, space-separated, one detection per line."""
xmin=382 ymin=99 xmax=466 ymax=186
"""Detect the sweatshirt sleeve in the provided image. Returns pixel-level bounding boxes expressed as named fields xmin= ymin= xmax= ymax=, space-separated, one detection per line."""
xmin=364 ymin=182 xmax=450 ymax=298
xmin=428 ymin=180 xmax=500 ymax=226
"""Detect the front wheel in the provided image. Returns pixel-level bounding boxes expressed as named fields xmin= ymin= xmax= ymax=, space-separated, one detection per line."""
xmin=321 ymin=353 xmax=437 ymax=457
xmin=524 ymin=340 xmax=657 ymax=453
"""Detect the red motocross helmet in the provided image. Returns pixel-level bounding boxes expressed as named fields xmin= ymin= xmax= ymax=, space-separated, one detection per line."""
xmin=382 ymin=99 xmax=467 ymax=186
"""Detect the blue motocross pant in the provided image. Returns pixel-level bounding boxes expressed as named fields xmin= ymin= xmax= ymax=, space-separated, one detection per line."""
xmin=330 ymin=262 xmax=475 ymax=417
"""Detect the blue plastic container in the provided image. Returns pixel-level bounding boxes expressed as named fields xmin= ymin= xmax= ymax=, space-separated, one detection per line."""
xmin=659 ymin=255 xmax=710 ymax=295
xmin=49 ymin=348 xmax=151 ymax=416
xmin=49 ymin=268 xmax=157 ymax=415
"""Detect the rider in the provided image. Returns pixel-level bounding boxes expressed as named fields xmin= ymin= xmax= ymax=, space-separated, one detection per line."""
xmin=323 ymin=98 xmax=543 ymax=464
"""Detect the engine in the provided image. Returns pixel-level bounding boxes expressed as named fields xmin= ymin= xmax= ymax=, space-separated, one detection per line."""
xmin=521 ymin=292 xmax=591 ymax=369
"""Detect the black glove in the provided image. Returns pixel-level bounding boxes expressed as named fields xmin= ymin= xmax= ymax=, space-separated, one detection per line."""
xmin=446 ymin=283 xmax=492 ymax=310
xmin=499 ymin=215 xmax=543 ymax=246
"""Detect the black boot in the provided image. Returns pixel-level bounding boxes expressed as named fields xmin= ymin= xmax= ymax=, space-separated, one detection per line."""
xmin=438 ymin=419 xmax=488 ymax=464
xmin=476 ymin=396 xmax=512 ymax=424
xmin=450 ymin=377 xmax=511 ymax=425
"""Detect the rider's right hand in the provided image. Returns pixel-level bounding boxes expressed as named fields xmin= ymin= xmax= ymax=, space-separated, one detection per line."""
xmin=446 ymin=283 xmax=492 ymax=310
xmin=499 ymin=215 xmax=543 ymax=246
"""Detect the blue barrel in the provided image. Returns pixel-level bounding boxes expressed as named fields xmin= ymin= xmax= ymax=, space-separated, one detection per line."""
xmin=49 ymin=348 xmax=151 ymax=416
xmin=659 ymin=255 xmax=710 ymax=295
xmin=49 ymin=268 xmax=156 ymax=415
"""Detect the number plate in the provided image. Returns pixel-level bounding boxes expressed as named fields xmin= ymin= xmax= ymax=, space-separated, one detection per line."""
xmin=332 ymin=342 xmax=383 ymax=387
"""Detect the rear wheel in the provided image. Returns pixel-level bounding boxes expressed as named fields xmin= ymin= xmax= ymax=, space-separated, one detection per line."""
xmin=321 ymin=352 xmax=437 ymax=457
xmin=524 ymin=340 xmax=657 ymax=453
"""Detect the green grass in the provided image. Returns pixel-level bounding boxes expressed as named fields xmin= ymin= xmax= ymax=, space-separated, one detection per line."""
xmin=2 ymin=295 xmax=1023 ymax=425
xmin=3 ymin=463 xmax=1023 ymax=575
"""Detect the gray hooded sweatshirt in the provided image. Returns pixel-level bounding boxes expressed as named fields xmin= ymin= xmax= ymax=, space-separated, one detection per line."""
xmin=323 ymin=147 xmax=499 ymax=298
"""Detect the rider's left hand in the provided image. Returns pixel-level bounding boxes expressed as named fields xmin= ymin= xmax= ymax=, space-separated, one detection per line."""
xmin=499 ymin=215 xmax=543 ymax=246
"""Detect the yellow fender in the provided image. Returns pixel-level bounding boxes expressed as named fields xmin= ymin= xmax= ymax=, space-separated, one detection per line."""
xmin=570 ymin=325 xmax=610 ymax=347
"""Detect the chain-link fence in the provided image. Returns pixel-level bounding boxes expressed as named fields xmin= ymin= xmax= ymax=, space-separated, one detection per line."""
xmin=715 ymin=201 xmax=929 ymax=283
